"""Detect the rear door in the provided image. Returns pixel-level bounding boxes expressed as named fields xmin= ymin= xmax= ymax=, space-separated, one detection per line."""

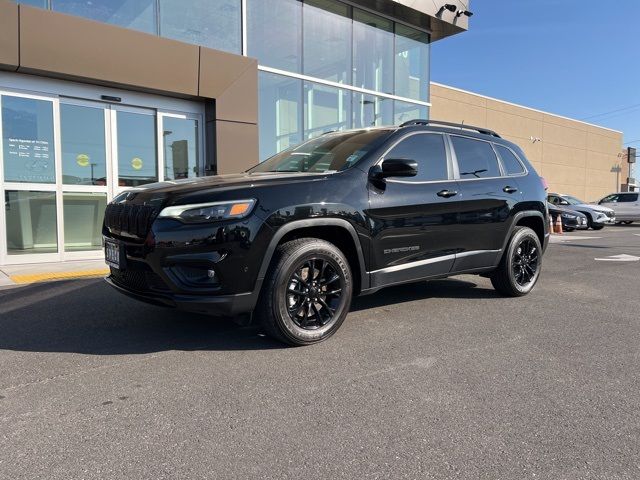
xmin=367 ymin=132 xmax=464 ymax=287
xmin=448 ymin=135 xmax=520 ymax=271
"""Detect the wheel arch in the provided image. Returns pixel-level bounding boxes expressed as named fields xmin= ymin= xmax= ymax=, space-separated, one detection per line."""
xmin=256 ymin=219 xmax=368 ymax=295
xmin=499 ymin=210 xmax=547 ymax=258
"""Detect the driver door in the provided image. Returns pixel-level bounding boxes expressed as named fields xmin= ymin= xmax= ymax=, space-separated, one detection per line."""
xmin=366 ymin=132 xmax=464 ymax=288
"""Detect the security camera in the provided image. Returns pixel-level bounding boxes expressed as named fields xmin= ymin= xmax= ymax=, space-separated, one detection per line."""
xmin=443 ymin=4 xmax=457 ymax=13
xmin=456 ymin=9 xmax=474 ymax=17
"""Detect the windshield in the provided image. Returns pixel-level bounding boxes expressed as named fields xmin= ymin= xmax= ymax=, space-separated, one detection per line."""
xmin=248 ymin=130 xmax=391 ymax=174
xmin=562 ymin=195 xmax=585 ymax=205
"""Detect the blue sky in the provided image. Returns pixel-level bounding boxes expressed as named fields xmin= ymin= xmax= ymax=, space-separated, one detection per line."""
xmin=431 ymin=0 xmax=640 ymax=147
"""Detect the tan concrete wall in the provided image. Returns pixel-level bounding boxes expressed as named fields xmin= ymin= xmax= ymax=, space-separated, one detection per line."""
xmin=430 ymin=83 xmax=623 ymax=201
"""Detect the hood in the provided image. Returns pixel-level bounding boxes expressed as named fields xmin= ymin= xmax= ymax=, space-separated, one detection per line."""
xmin=576 ymin=203 xmax=614 ymax=214
xmin=117 ymin=172 xmax=332 ymax=205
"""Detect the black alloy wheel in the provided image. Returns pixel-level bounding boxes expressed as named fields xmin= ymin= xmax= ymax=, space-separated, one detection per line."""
xmin=258 ymin=238 xmax=353 ymax=346
xmin=491 ymin=226 xmax=542 ymax=297
xmin=511 ymin=237 xmax=539 ymax=288
xmin=286 ymin=258 xmax=343 ymax=330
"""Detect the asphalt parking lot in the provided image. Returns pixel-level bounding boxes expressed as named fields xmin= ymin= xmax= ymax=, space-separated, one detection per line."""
xmin=1 ymin=226 xmax=639 ymax=479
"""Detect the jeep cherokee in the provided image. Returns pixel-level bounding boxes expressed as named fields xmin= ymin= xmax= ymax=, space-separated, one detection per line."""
xmin=103 ymin=120 xmax=549 ymax=345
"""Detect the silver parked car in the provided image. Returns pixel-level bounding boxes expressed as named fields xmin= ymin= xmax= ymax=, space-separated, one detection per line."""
xmin=597 ymin=192 xmax=640 ymax=225
xmin=547 ymin=193 xmax=615 ymax=230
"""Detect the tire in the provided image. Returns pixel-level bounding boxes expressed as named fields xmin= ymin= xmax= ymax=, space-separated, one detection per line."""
xmin=490 ymin=226 xmax=542 ymax=297
xmin=623 ymin=221 xmax=633 ymax=225
xmin=585 ymin=213 xmax=594 ymax=229
xmin=256 ymin=238 xmax=353 ymax=346
xmin=591 ymin=225 xmax=604 ymax=230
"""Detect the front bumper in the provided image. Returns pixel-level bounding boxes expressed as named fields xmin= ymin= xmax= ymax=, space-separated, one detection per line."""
xmin=593 ymin=215 xmax=616 ymax=226
xmin=105 ymin=275 xmax=260 ymax=316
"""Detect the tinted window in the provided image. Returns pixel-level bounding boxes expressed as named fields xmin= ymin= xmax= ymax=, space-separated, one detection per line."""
xmin=451 ymin=136 xmax=501 ymax=179
xmin=385 ymin=134 xmax=448 ymax=182
xmin=495 ymin=144 xmax=525 ymax=175
xmin=52 ymin=0 xmax=157 ymax=34
xmin=600 ymin=194 xmax=619 ymax=203
xmin=619 ymin=193 xmax=639 ymax=202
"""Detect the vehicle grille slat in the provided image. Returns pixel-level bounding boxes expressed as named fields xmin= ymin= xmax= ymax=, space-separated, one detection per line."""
xmin=104 ymin=203 xmax=159 ymax=239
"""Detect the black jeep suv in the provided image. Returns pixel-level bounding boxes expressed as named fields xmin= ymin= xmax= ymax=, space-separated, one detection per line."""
xmin=103 ymin=120 xmax=549 ymax=345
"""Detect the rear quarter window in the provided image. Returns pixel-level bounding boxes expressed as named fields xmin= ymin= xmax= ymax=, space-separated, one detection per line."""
xmin=451 ymin=136 xmax=502 ymax=179
xmin=495 ymin=144 xmax=525 ymax=175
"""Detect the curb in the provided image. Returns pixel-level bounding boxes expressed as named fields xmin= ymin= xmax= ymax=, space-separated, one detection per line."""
xmin=9 ymin=268 xmax=109 ymax=285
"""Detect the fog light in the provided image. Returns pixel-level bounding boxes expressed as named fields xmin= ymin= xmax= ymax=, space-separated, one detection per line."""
xmin=207 ymin=269 xmax=217 ymax=279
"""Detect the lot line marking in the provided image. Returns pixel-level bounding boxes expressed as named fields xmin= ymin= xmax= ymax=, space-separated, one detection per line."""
xmin=594 ymin=254 xmax=640 ymax=262
xmin=550 ymin=235 xmax=601 ymax=243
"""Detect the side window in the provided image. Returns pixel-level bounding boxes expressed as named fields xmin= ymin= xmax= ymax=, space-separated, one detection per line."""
xmin=619 ymin=193 xmax=639 ymax=202
xmin=601 ymin=194 xmax=619 ymax=203
xmin=385 ymin=133 xmax=449 ymax=182
xmin=451 ymin=136 xmax=502 ymax=179
xmin=495 ymin=144 xmax=525 ymax=175
xmin=548 ymin=195 xmax=560 ymax=205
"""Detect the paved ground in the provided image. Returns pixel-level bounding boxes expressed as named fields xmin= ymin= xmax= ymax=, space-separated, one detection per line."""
xmin=1 ymin=226 xmax=639 ymax=479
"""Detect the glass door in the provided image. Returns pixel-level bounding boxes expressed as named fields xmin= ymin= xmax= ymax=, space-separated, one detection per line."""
xmin=0 ymin=86 xmax=204 ymax=265
xmin=0 ymin=91 xmax=61 ymax=264
xmin=60 ymin=99 xmax=110 ymax=259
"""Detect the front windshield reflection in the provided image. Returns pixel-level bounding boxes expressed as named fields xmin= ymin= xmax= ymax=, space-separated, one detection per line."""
xmin=248 ymin=129 xmax=391 ymax=174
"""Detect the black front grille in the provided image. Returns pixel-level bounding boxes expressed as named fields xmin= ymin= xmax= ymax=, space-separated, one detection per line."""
xmin=104 ymin=203 xmax=159 ymax=238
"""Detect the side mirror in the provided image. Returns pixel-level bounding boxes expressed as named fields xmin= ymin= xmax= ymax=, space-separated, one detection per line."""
xmin=370 ymin=158 xmax=418 ymax=180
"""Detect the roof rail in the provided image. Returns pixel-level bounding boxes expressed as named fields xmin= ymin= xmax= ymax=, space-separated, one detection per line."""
xmin=398 ymin=119 xmax=501 ymax=138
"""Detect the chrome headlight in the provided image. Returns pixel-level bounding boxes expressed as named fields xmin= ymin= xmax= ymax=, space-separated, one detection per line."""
xmin=158 ymin=199 xmax=256 ymax=223
xmin=561 ymin=213 xmax=576 ymax=219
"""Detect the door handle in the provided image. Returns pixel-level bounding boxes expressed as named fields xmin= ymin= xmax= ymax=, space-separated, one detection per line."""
xmin=503 ymin=186 xmax=518 ymax=194
xmin=437 ymin=189 xmax=458 ymax=198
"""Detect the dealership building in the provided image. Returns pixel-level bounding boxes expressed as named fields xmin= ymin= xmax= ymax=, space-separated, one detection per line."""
xmin=0 ymin=0 xmax=623 ymax=267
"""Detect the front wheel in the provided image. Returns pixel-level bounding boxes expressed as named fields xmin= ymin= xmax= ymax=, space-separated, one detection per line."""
xmin=257 ymin=238 xmax=353 ymax=346
xmin=591 ymin=224 xmax=605 ymax=230
xmin=490 ymin=226 xmax=542 ymax=297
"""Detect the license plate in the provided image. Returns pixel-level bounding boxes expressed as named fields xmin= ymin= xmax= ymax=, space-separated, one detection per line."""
xmin=105 ymin=239 xmax=122 ymax=269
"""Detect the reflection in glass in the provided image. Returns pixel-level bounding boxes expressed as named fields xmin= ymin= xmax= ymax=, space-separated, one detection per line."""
xmin=303 ymin=0 xmax=351 ymax=84
xmin=5 ymin=190 xmax=57 ymax=255
xmin=352 ymin=93 xmax=393 ymax=129
xmin=63 ymin=192 xmax=107 ymax=251
xmin=394 ymin=100 xmax=428 ymax=125
xmin=304 ymin=82 xmax=351 ymax=139
xmin=258 ymin=72 xmax=302 ymax=160
xmin=16 ymin=0 xmax=47 ymax=6
xmin=159 ymin=0 xmax=241 ymax=53
xmin=395 ymin=24 xmax=430 ymax=102
xmin=61 ymin=104 xmax=107 ymax=185
xmin=353 ymin=9 xmax=394 ymax=94
xmin=247 ymin=0 xmax=302 ymax=73
xmin=163 ymin=117 xmax=199 ymax=180
xmin=1 ymin=96 xmax=55 ymax=184
xmin=117 ymin=111 xmax=157 ymax=187
xmin=51 ymin=0 xmax=157 ymax=34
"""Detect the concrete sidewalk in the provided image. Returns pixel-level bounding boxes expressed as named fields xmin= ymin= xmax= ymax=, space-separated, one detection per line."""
xmin=0 ymin=259 xmax=108 ymax=287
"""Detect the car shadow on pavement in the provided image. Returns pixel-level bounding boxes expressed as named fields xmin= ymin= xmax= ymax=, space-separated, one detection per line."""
xmin=351 ymin=278 xmax=498 ymax=312
xmin=0 ymin=277 xmax=496 ymax=355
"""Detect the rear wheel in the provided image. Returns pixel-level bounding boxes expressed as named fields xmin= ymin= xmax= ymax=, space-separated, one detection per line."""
xmin=257 ymin=238 xmax=353 ymax=346
xmin=491 ymin=226 xmax=542 ymax=297
xmin=623 ymin=221 xmax=633 ymax=225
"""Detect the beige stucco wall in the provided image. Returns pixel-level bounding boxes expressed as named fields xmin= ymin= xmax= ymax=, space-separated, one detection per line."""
xmin=430 ymin=82 xmax=623 ymax=201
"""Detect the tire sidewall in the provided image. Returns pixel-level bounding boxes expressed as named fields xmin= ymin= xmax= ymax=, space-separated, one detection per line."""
xmin=272 ymin=243 xmax=352 ymax=344
xmin=505 ymin=228 xmax=542 ymax=295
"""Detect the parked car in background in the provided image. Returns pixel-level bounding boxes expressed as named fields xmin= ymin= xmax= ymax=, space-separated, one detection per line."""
xmin=547 ymin=193 xmax=615 ymax=230
xmin=596 ymin=192 xmax=640 ymax=225
xmin=547 ymin=202 xmax=588 ymax=231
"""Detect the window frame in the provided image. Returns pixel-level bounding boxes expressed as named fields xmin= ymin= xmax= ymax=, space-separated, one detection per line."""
xmin=375 ymin=131 xmax=454 ymax=184
xmin=448 ymin=134 xmax=507 ymax=182
xmin=493 ymin=143 xmax=528 ymax=177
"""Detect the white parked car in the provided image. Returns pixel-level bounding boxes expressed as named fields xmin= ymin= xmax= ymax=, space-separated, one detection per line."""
xmin=597 ymin=192 xmax=640 ymax=225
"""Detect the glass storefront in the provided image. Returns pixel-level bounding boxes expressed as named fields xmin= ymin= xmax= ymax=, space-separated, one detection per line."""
xmin=15 ymin=0 xmax=431 ymax=161
xmin=0 ymin=80 xmax=204 ymax=263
